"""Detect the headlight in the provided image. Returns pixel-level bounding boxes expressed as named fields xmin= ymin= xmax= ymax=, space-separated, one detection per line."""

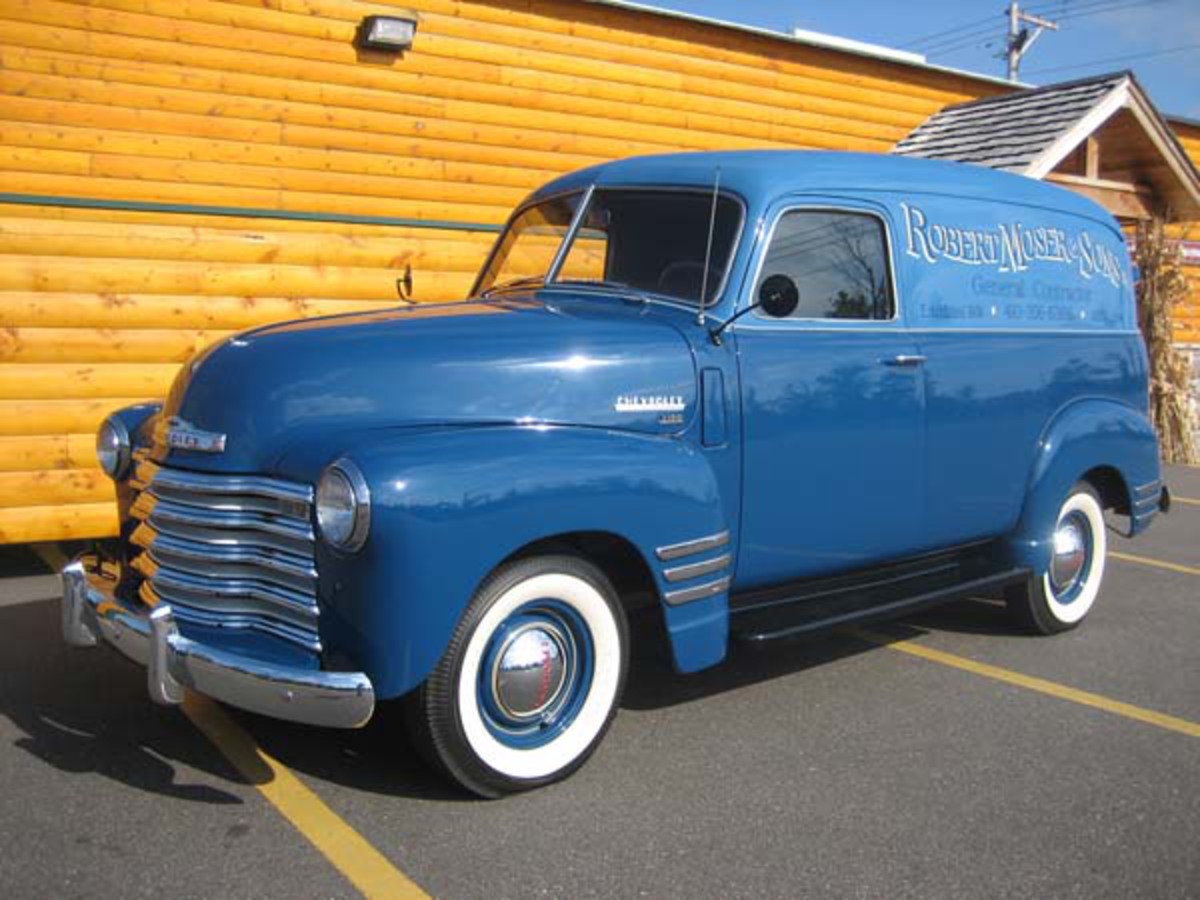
xmin=315 ymin=460 xmax=371 ymax=552
xmin=96 ymin=416 xmax=131 ymax=480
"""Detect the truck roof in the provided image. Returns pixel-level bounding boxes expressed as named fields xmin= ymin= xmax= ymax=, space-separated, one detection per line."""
xmin=531 ymin=150 xmax=1116 ymax=229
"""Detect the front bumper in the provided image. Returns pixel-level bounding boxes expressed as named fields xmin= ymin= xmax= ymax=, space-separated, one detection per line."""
xmin=62 ymin=554 xmax=374 ymax=729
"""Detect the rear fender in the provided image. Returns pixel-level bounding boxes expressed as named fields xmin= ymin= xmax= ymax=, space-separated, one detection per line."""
xmin=318 ymin=426 xmax=732 ymax=699
xmin=1006 ymin=399 xmax=1161 ymax=574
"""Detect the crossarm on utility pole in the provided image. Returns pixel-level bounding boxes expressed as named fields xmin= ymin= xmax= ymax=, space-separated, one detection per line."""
xmin=1006 ymin=1 xmax=1059 ymax=82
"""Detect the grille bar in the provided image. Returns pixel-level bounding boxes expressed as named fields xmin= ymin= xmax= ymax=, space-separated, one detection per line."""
xmin=132 ymin=458 xmax=313 ymax=504
xmin=139 ymin=583 xmax=322 ymax=653
xmin=130 ymin=493 xmax=315 ymax=544
xmin=130 ymin=523 xmax=317 ymax=582
xmin=131 ymin=553 xmax=317 ymax=615
xmin=126 ymin=457 xmax=321 ymax=654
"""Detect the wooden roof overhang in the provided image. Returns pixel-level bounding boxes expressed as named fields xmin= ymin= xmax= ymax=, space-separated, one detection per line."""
xmin=893 ymin=72 xmax=1200 ymax=222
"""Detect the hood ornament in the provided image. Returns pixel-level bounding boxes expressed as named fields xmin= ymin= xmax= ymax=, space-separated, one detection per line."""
xmin=163 ymin=416 xmax=226 ymax=454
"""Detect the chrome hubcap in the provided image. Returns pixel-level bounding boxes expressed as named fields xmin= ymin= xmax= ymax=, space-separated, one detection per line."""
xmin=491 ymin=623 xmax=569 ymax=720
xmin=1050 ymin=516 xmax=1088 ymax=594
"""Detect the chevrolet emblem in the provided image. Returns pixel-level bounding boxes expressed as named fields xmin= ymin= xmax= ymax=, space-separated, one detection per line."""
xmin=164 ymin=417 xmax=226 ymax=454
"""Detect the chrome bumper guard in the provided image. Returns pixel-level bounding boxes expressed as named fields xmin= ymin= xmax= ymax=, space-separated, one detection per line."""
xmin=62 ymin=554 xmax=374 ymax=729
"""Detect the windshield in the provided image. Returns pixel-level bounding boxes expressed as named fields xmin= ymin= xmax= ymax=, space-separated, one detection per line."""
xmin=475 ymin=192 xmax=583 ymax=296
xmin=475 ymin=188 xmax=742 ymax=305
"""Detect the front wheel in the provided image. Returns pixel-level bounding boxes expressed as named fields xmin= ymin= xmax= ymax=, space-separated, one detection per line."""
xmin=1006 ymin=482 xmax=1107 ymax=634
xmin=407 ymin=554 xmax=629 ymax=798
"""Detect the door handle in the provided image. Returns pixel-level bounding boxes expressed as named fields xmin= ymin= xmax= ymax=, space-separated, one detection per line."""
xmin=882 ymin=354 xmax=927 ymax=367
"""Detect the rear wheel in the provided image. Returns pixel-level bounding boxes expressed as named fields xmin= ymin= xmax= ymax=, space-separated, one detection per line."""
xmin=407 ymin=554 xmax=628 ymax=797
xmin=1006 ymin=482 xmax=1107 ymax=634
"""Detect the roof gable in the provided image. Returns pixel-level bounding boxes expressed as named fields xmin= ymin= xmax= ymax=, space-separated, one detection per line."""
xmin=893 ymin=72 xmax=1200 ymax=220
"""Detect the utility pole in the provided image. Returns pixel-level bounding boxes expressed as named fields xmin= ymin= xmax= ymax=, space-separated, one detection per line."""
xmin=1005 ymin=1 xmax=1059 ymax=82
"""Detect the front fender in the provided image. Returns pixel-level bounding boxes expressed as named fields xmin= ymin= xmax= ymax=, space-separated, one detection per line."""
xmin=317 ymin=426 xmax=732 ymax=699
xmin=1006 ymin=398 xmax=1161 ymax=574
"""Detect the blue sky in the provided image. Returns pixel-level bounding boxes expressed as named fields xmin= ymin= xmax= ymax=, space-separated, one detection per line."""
xmin=630 ymin=0 xmax=1200 ymax=120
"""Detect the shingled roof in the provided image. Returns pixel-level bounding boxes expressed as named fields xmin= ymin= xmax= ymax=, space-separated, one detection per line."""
xmin=894 ymin=72 xmax=1127 ymax=172
xmin=892 ymin=71 xmax=1200 ymax=218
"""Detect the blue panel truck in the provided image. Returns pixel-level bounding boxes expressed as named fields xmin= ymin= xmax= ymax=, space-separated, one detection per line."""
xmin=63 ymin=152 xmax=1168 ymax=796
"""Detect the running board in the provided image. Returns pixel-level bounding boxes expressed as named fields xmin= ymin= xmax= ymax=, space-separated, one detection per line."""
xmin=731 ymin=565 xmax=1030 ymax=644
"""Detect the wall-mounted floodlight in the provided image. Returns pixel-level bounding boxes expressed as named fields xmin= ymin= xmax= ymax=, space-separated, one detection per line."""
xmin=357 ymin=15 xmax=418 ymax=52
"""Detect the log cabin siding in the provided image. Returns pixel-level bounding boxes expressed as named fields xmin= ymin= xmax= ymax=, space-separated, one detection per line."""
xmin=1173 ymin=123 xmax=1200 ymax=345
xmin=0 ymin=0 xmax=1190 ymax=540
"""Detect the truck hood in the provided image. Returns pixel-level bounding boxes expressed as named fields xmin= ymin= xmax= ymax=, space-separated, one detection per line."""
xmin=152 ymin=295 xmax=699 ymax=473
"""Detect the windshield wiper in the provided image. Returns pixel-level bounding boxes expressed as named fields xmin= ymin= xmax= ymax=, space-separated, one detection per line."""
xmin=480 ymin=275 xmax=545 ymax=298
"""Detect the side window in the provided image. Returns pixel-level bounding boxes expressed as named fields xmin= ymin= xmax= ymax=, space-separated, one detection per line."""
xmin=756 ymin=210 xmax=894 ymax=320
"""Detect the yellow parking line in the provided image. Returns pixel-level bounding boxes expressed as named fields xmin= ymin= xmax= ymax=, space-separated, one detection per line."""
xmin=1109 ymin=550 xmax=1200 ymax=576
xmin=1172 ymin=496 xmax=1200 ymax=506
xmin=852 ymin=629 xmax=1200 ymax=739
xmin=183 ymin=694 xmax=429 ymax=900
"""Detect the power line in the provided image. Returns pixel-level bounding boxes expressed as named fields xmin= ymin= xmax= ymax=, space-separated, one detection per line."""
xmin=913 ymin=16 xmax=1012 ymax=54
xmin=1027 ymin=0 xmax=1162 ymax=20
xmin=912 ymin=0 xmax=1165 ymax=60
xmin=1024 ymin=41 xmax=1200 ymax=75
xmin=1057 ymin=0 xmax=1163 ymax=21
xmin=901 ymin=13 xmax=1000 ymax=49
xmin=921 ymin=27 xmax=1007 ymax=57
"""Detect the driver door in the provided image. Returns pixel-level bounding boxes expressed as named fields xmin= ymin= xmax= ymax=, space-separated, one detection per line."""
xmin=734 ymin=199 xmax=927 ymax=589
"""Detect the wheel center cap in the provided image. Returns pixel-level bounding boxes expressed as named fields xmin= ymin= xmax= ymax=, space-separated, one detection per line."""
xmin=1051 ymin=519 xmax=1087 ymax=592
xmin=493 ymin=625 xmax=568 ymax=720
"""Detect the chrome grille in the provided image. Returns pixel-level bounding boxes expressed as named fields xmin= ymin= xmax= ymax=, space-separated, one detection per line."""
xmin=127 ymin=456 xmax=321 ymax=653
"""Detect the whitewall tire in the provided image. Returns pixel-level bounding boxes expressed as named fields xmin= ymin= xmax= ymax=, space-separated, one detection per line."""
xmin=406 ymin=554 xmax=629 ymax=798
xmin=1006 ymin=482 xmax=1107 ymax=634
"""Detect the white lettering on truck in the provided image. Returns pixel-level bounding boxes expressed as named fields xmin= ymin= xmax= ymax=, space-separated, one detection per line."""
xmin=900 ymin=202 xmax=1124 ymax=288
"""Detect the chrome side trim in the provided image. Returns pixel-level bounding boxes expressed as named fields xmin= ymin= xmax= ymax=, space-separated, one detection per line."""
xmin=1134 ymin=479 xmax=1161 ymax=497
xmin=663 ymin=553 xmax=732 ymax=583
xmin=665 ymin=576 xmax=732 ymax=606
xmin=62 ymin=556 xmax=373 ymax=729
xmin=656 ymin=530 xmax=730 ymax=562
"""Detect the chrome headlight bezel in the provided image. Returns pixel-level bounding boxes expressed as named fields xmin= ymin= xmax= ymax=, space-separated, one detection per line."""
xmin=315 ymin=459 xmax=371 ymax=552
xmin=96 ymin=416 xmax=132 ymax=480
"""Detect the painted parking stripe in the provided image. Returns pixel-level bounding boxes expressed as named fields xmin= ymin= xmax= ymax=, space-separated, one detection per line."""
xmin=1109 ymin=551 xmax=1200 ymax=576
xmin=1171 ymin=496 xmax=1200 ymax=506
xmin=183 ymin=694 xmax=429 ymax=900
xmin=852 ymin=629 xmax=1200 ymax=739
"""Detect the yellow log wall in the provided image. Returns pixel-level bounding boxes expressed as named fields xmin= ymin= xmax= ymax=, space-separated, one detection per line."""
xmin=1173 ymin=124 xmax=1200 ymax=345
xmin=6 ymin=0 xmax=1190 ymax=542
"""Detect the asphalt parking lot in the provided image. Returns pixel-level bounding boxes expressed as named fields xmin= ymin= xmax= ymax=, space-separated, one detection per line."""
xmin=1 ymin=467 xmax=1197 ymax=899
